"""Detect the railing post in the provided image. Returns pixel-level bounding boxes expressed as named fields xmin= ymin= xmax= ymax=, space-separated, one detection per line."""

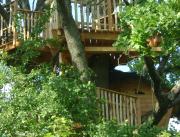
xmin=0 ymin=16 xmax=3 ymax=44
xmin=107 ymin=0 xmax=113 ymax=30
xmin=136 ymin=97 xmax=141 ymax=125
xmin=12 ymin=0 xmax=17 ymax=47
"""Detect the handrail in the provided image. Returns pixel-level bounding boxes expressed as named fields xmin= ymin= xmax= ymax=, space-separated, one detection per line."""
xmin=97 ymin=87 xmax=138 ymax=98
xmin=17 ymin=9 xmax=43 ymax=13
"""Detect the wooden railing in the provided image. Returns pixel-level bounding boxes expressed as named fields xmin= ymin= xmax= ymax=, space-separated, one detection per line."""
xmin=97 ymin=87 xmax=141 ymax=125
xmin=0 ymin=1 xmax=15 ymax=46
xmin=0 ymin=0 xmax=45 ymax=48
xmin=0 ymin=0 xmax=121 ymax=48
xmin=71 ymin=0 xmax=120 ymax=31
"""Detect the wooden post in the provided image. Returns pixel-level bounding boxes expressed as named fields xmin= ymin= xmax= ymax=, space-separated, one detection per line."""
xmin=107 ymin=0 xmax=113 ymax=30
xmin=23 ymin=12 xmax=26 ymax=40
xmin=115 ymin=94 xmax=120 ymax=122
xmin=136 ymin=97 xmax=141 ymax=125
xmin=104 ymin=90 xmax=109 ymax=120
xmin=0 ymin=16 xmax=3 ymax=37
xmin=27 ymin=12 xmax=30 ymax=39
xmin=96 ymin=0 xmax=100 ymax=30
xmin=91 ymin=0 xmax=96 ymax=30
xmin=12 ymin=0 xmax=17 ymax=47
xmin=80 ymin=1 xmax=84 ymax=30
xmin=113 ymin=0 xmax=118 ymax=30
xmin=86 ymin=5 xmax=90 ymax=30
xmin=74 ymin=0 xmax=78 ymax=25
xmin=103 ymin=0 xmax=107 ymax=30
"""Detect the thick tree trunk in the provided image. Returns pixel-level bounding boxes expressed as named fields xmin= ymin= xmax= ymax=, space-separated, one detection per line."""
xmin=144 ymin=56 xmax=180 ymax=125
xmin=56 ymin=0 xmax=89 ymax=81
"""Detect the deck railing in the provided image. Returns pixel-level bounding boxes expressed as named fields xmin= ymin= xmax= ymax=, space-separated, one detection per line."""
xmin=97 ymin=87 xmax=141 ymax=125
xmin=71 ymin=0 xmax=120 ymax=31
xmin=0 ymin=1 xmax=15 ymax=46
xmin=0 ymin=0 xmax=121 ymax=48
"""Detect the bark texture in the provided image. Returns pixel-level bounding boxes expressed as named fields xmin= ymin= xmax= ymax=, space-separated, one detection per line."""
xmin=56 ymin=0 xmax=89 ymax=81
xmin=144 ymin=56 xmax=180 ymax=125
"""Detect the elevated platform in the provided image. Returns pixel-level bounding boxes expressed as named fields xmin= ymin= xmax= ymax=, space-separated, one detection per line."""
xmin=0 ymin=0 xmax=161 ymax=54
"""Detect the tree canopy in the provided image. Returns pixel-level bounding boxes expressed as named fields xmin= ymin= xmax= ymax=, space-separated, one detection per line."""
xmin=114 ymin=0 xmax=180 ymax=125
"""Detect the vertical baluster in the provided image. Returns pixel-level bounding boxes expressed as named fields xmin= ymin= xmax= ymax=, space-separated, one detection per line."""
xmin=116 ymin=93 xmax=120 ymax=122
xmin=99 ymin=88 xmax=105 ymax=118
xmin=129 ymin=98 xmax=133 ymax=125
xmin=112 ymin=93 xmax=116 ymax=120
xmin=30 ymin=11 xmax=33 ymax=38
xmin=126 ymin=97 xmax=130 ymax=124
xmin=0 ymin=16 xmax=3 ymax=38
xmin=8 ymin=4 xmax=12 ymax=43
xmin=27 ymin=12 xmax=30 ymax=39
xmin=96 ymin=0 xmax=100 ymax=30
xmin=113 ymin=0 xmax=118 ymax=30
xmin=108 ymin=91 xmax=113 ymax=120
xmin=74 ymin=0 xmax=78 ymax=26
xmin=136 ymin=98 xmax=141 ymax=125
xmin=104 ymin=89 xmax=109 ymax=120
xmin=103 ymin=0 xmax=107 ymax=30
xmin=86 ymin=4 xmax=90 ymax=30
xmin=12 ymin=0 xmax=17 ymax=46
xmin=23 ymin=12 xmax=26 ymax=40
xmin=119 ymin=95 xmax=122 ymax=122
xmin=123 ymin=96 xmax=127 ymax=122
xmin=107 ymin=0 xmax=113 ymax=30
xmin=80 ymin=1 xmax=84 ymax=30
xmin=91 ymin=1 xmax=95 ymax=30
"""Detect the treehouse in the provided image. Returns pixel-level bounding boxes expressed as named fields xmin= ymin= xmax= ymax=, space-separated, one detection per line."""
xmin=0 ymin=0 xmax=169 ymax=126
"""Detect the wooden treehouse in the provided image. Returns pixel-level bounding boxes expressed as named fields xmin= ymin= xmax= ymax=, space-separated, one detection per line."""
xmin=0 ymin=0 xmax=167 ymax=126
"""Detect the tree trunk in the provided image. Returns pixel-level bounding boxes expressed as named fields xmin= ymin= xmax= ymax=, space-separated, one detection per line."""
xmin=144 ymin=56 xmax=180 ymax=125
xmin=56 ymin=0 xmax=89 ymax=81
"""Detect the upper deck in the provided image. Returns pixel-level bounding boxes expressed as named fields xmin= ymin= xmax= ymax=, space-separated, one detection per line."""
xmin=0 ymin=0 xmax=161 ymax=53
xmin=0 ymin=0 xmax=123 ymax=52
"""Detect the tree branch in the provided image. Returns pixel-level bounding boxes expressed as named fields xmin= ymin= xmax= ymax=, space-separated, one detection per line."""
xmin=153 ymin=107 xmax=168 ymax=125
xmin=167 ymin=81 xmax=180 ymax=107
xmin=144 ymin=56 xmax=164 ymax=103
xmin=144 ymin=56 xmax=161 ymax=85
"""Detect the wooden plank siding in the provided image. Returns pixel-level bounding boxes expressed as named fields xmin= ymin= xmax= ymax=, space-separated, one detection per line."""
xmin=97 ymin=87 xmax=141 ymax=125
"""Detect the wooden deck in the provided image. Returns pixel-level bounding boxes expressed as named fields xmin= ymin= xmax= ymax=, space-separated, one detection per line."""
xmin=0 ymin=0 xmax=162 ymax=54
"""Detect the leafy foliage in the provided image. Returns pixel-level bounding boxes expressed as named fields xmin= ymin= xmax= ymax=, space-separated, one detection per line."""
xmin=114 ymin=0 xmax=179 ymax=56
xmin=88 ymin=121 xmax=180 ymax=137
xmin=0 ymin=63 xmax=98 ymax=136
xmin=114 ymin=0 xmax=180 ymax=87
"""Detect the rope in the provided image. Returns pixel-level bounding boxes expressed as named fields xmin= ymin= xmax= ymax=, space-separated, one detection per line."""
xmin=117 ymin=54 xmax=122 ymax=65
